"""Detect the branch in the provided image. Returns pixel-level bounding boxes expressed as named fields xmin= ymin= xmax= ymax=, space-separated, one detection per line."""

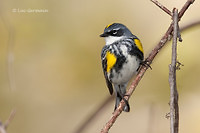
xmin=4 ymin=109 xmax=16 ymax=129
xmin=0 ymin=109 xmax=16 ymax=133
xmin=100 ymin=0 xmax=195 ymax=132
xmin=169 ymin=8 xmax=179 ymax=133
xmin=178 ymin=0 xmax=195 ymax=19
xmin=150 ymin=0 xmax=172 ymax=16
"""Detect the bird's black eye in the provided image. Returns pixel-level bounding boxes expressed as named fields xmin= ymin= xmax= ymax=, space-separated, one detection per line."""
xmin=110 ymin=29 xmax=123 ymax=37
xmin=112 ymin=30 xmax=118 ymax=35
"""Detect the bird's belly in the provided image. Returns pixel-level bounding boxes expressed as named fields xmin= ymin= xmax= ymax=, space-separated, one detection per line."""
xmin=109 ymin=55 xmax=140 ymax=84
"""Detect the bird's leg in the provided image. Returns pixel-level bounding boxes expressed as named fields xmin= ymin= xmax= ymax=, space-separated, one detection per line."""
xmin=117 ymin=92 xmax=130 ymax=112
xmin=139 ymin=59 xmax=152 ymax=70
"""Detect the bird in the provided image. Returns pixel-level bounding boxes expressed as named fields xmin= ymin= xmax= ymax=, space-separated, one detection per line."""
xmin=100 ymin=23 xmax=144 ymax=112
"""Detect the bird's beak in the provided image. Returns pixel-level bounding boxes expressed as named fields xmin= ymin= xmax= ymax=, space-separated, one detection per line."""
xmin=100 ymin=32 xmax=108 ymax=37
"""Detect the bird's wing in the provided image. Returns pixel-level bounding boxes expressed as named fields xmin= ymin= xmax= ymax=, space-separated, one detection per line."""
xmin=101 ymin=46 xmax=113 ymax=95
xmin=102 ymin=58 xmax=113 ymax=95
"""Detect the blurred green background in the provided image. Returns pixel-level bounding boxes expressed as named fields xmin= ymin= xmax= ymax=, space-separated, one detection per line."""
xmin=0 ymin=0 xmax=200 ymax=133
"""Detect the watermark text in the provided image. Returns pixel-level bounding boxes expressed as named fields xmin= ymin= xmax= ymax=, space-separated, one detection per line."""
xmin=12 ymin=8 xmax=48 ymax=13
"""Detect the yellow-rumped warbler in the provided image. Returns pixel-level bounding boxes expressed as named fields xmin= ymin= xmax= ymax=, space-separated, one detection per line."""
xmin=100 ymin=23 xmax=144 ymax=112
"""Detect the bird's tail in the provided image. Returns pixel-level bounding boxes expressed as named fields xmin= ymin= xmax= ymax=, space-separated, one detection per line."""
xmin=114 ymin=84 xmax=130 ymax=112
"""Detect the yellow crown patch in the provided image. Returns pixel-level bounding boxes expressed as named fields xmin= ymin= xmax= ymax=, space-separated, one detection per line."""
xmin=106 ymin=23 xmax=113 ymax=29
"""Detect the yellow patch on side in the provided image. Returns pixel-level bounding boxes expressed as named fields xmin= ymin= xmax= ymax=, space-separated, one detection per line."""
xmin=106 ymin=23 xmax=113 ymax=29
xmin=106 ymin=51 xmax=117 ymax=72
xmin=134 ymin=39 xmax=144 ymax=53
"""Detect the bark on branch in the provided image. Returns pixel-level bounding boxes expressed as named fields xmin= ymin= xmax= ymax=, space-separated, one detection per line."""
xmin=169 ymin=8 xmax=179 ymax=133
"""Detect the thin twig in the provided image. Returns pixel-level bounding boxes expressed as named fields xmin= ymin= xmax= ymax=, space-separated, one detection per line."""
xmin=100 ymin=0 xmax=195 ymax=132
xmin=150 ymin=0 xmax=172 ymax=16
xmin=178 ymin=0 xmax=195 ymax=19
xmin=0 ymin=109 xmax=16 ymax=133
xmin=4 ymin=109 xmax=16 ymax=129
xmin=169 ymin=8 xmax=179 ymax=133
